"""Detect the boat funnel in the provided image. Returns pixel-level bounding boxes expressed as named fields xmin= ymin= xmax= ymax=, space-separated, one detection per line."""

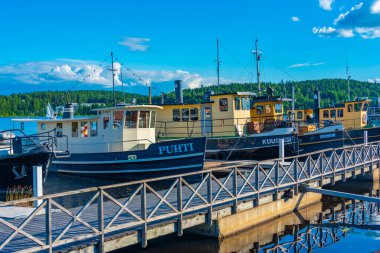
xmin=174 ymin=80 xmax=183 ymax=104
xmin=63 ymin=103 xmax=74 ymax=119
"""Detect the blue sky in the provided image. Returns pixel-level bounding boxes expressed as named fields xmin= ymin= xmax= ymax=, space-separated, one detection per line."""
xmin=0 ymin=0 xmax=380 ymax=96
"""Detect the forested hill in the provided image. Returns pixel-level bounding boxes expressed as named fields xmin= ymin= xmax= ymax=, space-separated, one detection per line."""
xmin=0 ymin=78 xmax=379 ymax=116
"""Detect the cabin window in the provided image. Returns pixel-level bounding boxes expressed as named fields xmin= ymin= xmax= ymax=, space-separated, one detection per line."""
xmin=354 ymin=103 xmax=362 ymax=112
xmin=113 ymin=111 xmax=123 ymax=129
xmin=265 ymin=105 xmax=271 ymax=114
xmin=297 ymin=111 xmax=303 ymax=120
xmin=338 ymin=109 xmax=344 ymax=118
xmin=275 ymin=104 xmax=282 ymax=114
xmin=235 ymin=98 xmax=241 ymax=110
xmin=72 ymin=122 xmax=78 ymax=137
xmin=190 ymin=108 xmax=199 ymax=121
xmin=150 ymin=111 xmax=156 ymax=128
xmin=219 ymin=98 xmax=228 ymax=111
xmin=181 ymin=108 xmax=189 ymax=121
xmin=173 ymin=109 xmax=180 ymax=121
xmin=256 ymin=106 xmax=264 ymax=115
xmin=139 ymin=111 xmax=150 ymax=128
xmin=125 ymin=111 xmax=138 ymax=128
xmin=41 ymin=123 xmax=46 ymax=131
xmin=56 ymin=123 xmax=63 ymax=137
xmin=103 ymin=116 xmax=110 ymax=129
xmin=81 ymin=122 xmax=89 ymax=137
xmin=90 ymin=121 xmax=97 ymax=136
xmin=242 ymin=97 xmax=250 ymax=110
xmin=347 ymin=104 xmax=353 ymax=112
xmin=363 ymin=103 xmax=369 ymax=111
xmin=323 ymin=110 xmax=329 ymax=119
xmin=330 ymin=110 xmax=336 ymax=118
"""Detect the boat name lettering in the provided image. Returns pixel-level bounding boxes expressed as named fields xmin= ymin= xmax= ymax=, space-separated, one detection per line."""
xmin=158 ymin=143 xmax=194 ymax=155
xmin=262 ymin=137 xmax=292 ymax=145
xmin=320 ymin=133 xmax=336 ymax=139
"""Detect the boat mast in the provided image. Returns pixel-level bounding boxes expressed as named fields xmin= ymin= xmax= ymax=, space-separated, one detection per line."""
xmin=216 ymin=38 xmax=221 ymax=86
xmin=110 ymin=51 xmax=116 ymax=106
xmin=345 ymin=42 xmax=351 ymax=101
xmin=254 ymin=39 xmax=261 ymax=96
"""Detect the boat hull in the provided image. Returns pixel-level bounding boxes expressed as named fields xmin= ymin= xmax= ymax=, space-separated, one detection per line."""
xmin=52 ymin=137 xmax=206 ymax=179
xmin=205 ymin=130 xmax=298 ymax=160
xmin=0 ymin=147 xmax=52 ymax=189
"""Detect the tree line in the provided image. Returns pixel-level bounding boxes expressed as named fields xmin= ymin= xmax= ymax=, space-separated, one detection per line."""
xmin=0 ymin=78 xmax=379 ymax=116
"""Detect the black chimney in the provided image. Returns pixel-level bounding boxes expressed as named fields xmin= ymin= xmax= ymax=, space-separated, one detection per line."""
xmin=313 ymin=88 xmax=320 ymax=122
xmin=62 ymin=103 xmax=74 ymax=119
xmin=174 ymin=80 xmax=183 ymax=104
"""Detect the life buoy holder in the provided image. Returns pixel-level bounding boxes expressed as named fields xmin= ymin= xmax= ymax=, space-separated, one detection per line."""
xmin=362 ymin=113 xmax=367 ymax=124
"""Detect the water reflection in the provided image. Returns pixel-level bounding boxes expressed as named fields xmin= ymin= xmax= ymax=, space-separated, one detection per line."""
xmin=119 ymin=179 xmax=380 ymax=253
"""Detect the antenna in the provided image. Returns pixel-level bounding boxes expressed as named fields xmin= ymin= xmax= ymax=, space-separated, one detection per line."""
xmin=345 ymin=42 xmax=351 ymax=101
xmin=120 ymin=67 xmax=125 ymax=103
xmin=108 ymin=51 xmax=116 ymax=106
xmin=215 ymin=38 xmax=221 ymax=86
xmin=253 ymin=39 xmax=262 ymax=96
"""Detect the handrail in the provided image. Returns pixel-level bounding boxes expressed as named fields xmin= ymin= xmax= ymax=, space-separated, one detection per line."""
xmin=0 ymin=140 xmax=379 ymax=252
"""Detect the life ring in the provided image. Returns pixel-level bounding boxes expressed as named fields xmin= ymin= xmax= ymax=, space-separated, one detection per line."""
xmin=362 ymin=113 xmax=367 ymax=124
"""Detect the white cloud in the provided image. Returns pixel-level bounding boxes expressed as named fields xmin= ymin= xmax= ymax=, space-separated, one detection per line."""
xmin=319 ymin=0 xmax=335 ymax=10
xmin=337 ymin=28 xmax=355 ymax=37
xmin=118 ymin=37 xmax=151 ymax=52
xmin=288 ymin=62 xmax=326 ymax=68
xmin=371 ymin=0 xmax=380 ymax=14
xmin=355 ymin=26 xmax=380 ymax=38
xmin=312 ymin=26 xmax=336 ymax=36
xmin=291 ymin=16 xmax=300 ymax=22
xmin=0 ymin=60 xmax=226 ymax=90
xmin=334 ymin=2 xmax=364 ymax=25
xmin=368 ymin=78 xmax=380 ymax=83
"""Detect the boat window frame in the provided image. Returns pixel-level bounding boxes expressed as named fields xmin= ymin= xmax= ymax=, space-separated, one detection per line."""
xmin=113 ymin=111 xmax=124 ymax=130
xmin=72 ymin=122 xmax=79 ymax=138
xmin=338 ymin=109 xmax=344 ymax=118
xmin=323 ymin=110 xmax=329 ymax=119
xmin=256 ymin=105 xmax=264 ymax=115
xmin=265 ymin=104 xmax=271 ymax=114
xmin=181 ymin=108 xmax=190 ymax=121
xmin=275 ymin=104 xmax=282 ymax=114
xmin=234 ymin=97 xmax=241 ymax=110
xmin=297 ymin=111 xmax=303 ymax=120
xmin=190 ymin=108 xmax=199 ymax=121
xmin=173 ymin=109 xmax=181 ymax=121
xmin=125 ymin=111 xmax=138 ymax=129
xmin=139 ymin=110 xmax=150 ymax=128
xmin=90 ymin=121 xmax=98 ymax=136
xmin=150 ymin=110 xmax=156 ymax=128
xmin=80 ymin=121 xmax=89 ymax=138
xmin=242 ymin=97 xmax=250 ymax=110
xmin=354 ymin=103 xmax=362 ymax=112
xmin=56 ymin=123 xmax=63 ymax=137
xmin=330 ymin=109 xmax=336 ymax=118
xmin=219 ymin=98 xmax=228 ymax=112
xmin=103 ymin=116 xmax=110 ymax=130
xmin=347 ymin=104 xmax=353 ymax=112
xmin=363 ymin=103 xmax=369 ymax=111
xmin=41 ymin=122 xmax=47 ymax=131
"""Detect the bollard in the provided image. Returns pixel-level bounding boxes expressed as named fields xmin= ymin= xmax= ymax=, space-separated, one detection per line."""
xmin=279 ymin=139 xmax=285 ymax=163
xmin=364 ymin=130 xmax=368 ymax=145
xmin=33 ymin=165 xmax=43 ymax=207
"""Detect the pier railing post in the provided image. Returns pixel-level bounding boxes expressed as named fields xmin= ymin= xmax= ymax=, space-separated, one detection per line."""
xmin=141 ymin=183 xmax=147 ymax=247
xmin=33 ymin=165 xmax=43 ymax=207
xmin=255 ymin=164 xmax=260 ymax=206
xmin=45 ymin=198 xmax=52 ymax=253
xmin=207 ymin=172 xmax=212 ymax=226
xmin=294 ymin=157 xmax=299 ymax=195
xmin=177 ymin=177 xmax=183 ymax=236
xmin=232 ymin=167 xmax=238 ymax=213
xmin=279 ymin=139 xmax=285 ymax=163
xmin=97 ymin=188 xmax=104 ymax=253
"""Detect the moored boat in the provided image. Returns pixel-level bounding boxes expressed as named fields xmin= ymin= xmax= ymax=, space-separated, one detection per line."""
xmin=15 ymin=104 xmax=206 ymax=179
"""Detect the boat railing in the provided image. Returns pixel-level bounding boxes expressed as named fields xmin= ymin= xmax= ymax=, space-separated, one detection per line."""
xmin=0 ymin=128 xmax=70 ymax=157
xmin=156 ymin=116 xmax=291 ymax=139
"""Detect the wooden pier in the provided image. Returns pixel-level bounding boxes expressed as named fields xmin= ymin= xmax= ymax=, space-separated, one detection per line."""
xmin=1 ymin=141 xmax=380 ymax=252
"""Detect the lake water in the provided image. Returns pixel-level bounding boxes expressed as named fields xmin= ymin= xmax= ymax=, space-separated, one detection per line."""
xmin=1 ymin=117 xmax=380 ymax=252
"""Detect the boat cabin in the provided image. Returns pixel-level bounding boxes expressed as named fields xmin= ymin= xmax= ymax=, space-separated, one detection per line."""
xmin=289 ymin=98 xmax=370 ymax=130
xmin=155 ymin=91 xmax=290 ymax=139
xmin=25 ymin=105 xmax=162 ymax=154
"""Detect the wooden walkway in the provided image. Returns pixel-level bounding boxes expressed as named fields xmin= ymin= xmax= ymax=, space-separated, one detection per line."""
xmin=0 ymin=142 xmax=379 ymax=252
